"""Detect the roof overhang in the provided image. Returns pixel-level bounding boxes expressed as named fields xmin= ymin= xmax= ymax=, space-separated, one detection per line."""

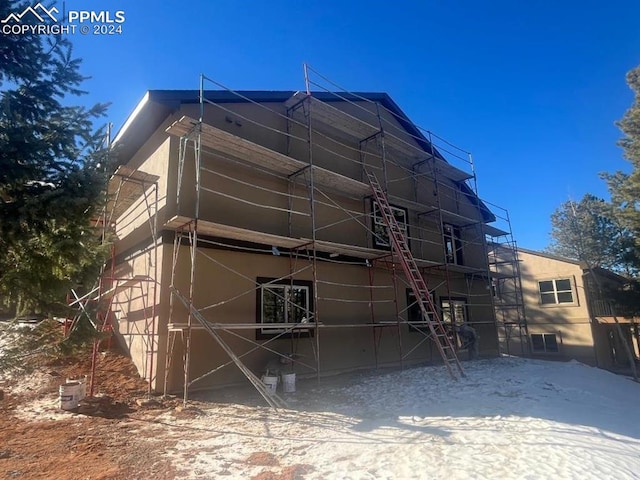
xmin=112 ymin=89 xmax=495 ymax=222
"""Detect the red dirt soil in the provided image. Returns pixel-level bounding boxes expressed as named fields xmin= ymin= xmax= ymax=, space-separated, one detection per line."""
xmin=1 ymin=344 xmax=312 ymax=479
xmin=0 ymin=345 xmax=177 ymax=479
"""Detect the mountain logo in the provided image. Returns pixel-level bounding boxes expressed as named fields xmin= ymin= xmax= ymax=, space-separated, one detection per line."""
xmin=1 ymin=3 xmax=59 ymax=24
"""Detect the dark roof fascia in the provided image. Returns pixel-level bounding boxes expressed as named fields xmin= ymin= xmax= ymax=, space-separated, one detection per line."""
xmin=153 ymin=89 xmax=298 ymax=106
xmin=518 ymin=248 xmax=630 ymax=284
xmin=584 ymin=266 xmax=630 ymax=284
xmin=517 ymin=247 xmax=583 ymax=265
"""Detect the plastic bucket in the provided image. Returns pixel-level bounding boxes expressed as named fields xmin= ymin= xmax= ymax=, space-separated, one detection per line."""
xmin=66 ymin=376 xmax=87 ymax=401
xmin=262 ymin=375 xmax=279 ymax=395
xmin=59 ymin=382 xmax=81 ymax=410
xmin=281 ymin=373 xmax=296 ymax=393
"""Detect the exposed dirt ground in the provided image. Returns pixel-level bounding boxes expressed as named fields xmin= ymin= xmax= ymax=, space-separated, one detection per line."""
xmin=0 ymin=345 xmax=180 ymax=479
xmin=0 ymin=345 xmax=310 ymax=479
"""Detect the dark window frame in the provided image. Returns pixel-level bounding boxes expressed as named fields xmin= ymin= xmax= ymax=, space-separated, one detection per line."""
xmin=538 ymin=278 xmax=575 ymax=305
xmin=256 ymin=277 xmax=314 ymax=340
xmin=531 ymin=333 xmax=560 ymax=353
xmin=371 ymin=200 xmax=409 ymax=250
xmin=440 ymin=297 xmax=469 ymax=325
xmin=443 ymin=223 xmax=464 ymax=265
xmin=440 ymin=297 xmax=469 ymax=347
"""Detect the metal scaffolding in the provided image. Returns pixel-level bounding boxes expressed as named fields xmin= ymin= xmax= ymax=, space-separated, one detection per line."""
xmin=66 ymin=165 xmax=160 ymax=397
xmin=485 ymin=206 xmax=529 ymax=356
xmin=161 ymin=66 xmax=523 ymax=406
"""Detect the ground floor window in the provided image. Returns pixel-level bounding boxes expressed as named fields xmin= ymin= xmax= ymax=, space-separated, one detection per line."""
xmin=440 ymin=298 xmax=468 ymax=347
xmin=406 ymin=290 xmax=436 ymax=332
xmin=257 ymin=278 xmax=313 ymax=339
xmin=441 ymin=298 xmax=467 ymax=325
xmin=531 ymin=333 xmax=559 ymax=353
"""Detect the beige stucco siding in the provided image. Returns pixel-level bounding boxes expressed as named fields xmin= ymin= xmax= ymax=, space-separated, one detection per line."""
xmin=109 ymin=94 xmax=499 ymax=392
xmin=518 ymin=250 xmax=597 ymax=364
xmin=110 ymin=239 xmax=164 ymax=389
xmin=113 ymin=130 xmax=173 ymax=252
xmin=160 ymin=245 xmax=496 ymax=391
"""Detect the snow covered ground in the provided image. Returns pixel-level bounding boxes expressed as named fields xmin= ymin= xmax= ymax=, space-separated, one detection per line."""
xmin=157 ymin=357 xmax=640 ymax=479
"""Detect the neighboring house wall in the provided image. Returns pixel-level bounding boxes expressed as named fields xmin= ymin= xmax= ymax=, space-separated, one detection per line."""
xmin=516 ymin=249 xmax=640 ymax=370
xmin=584 ymin=271 xmax=640 ymax=370
xmin=517 ymin=249 xmax=597 ymax=365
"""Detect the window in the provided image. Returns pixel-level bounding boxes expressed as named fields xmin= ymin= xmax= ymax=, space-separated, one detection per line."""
xmin=372 ymin=200 xmax=408 ymax=249
xmin=491 ymin=279 xmax=500 ymax=300
xmin=257 ymin=278 xmax=313 ymax=339
xmin=439 ymin=298 xmax=467 ymax=347
xmin=538 ymin=279 xmax=574 ymax=305
xmin=531 ymin=333 xmax=559 ymax=353
xmin=406 ymin=290 xmax=436 ymax=332
xmin=441 ymin=298 xmax=467 ymax=325
xmin=443 ymin=223 xmax=463 ymax=265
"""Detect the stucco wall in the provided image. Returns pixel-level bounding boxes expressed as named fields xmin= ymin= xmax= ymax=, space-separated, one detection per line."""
xmin=112 ymin=94 xmax=498 ymax=391
xmin=161 ymin=245 xmax=498 ymax=392
xmin=518 ymin=250 xmax=597 ymax=364
xmin=110 ymin=239 xmax=164 ymax=389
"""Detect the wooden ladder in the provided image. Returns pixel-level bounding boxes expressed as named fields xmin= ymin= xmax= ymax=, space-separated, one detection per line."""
xmin=365 ymin=170 xmax=465 ymax=380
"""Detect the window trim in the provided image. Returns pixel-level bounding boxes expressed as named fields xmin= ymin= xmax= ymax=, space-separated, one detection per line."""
xmin=439 ymin=297 xmax=468 ymax=347
xmin=256 ymin=277 xmax=314 ymax=339
xmin=537 ymin=277 xmax=578 ymax=307
xmin=443 ymin=223 xmax=464 ymax=265
xmin=371 ymin=200 xmax=409 ymax=250
xmin=440 ymin=297 xmax=468 ymax=325
xmin=530 ymin=333 xmax=560 ymax=354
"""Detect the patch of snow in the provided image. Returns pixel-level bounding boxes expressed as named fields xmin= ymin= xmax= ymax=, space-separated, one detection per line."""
xmin=14 ymin=393 xmax=78 ymax=422
xmin=156 ymin=357 xmax=640 ymax=479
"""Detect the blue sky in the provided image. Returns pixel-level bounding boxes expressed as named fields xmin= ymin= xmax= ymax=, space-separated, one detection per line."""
xmin=60 ymin=0 xmax=640 ymax=250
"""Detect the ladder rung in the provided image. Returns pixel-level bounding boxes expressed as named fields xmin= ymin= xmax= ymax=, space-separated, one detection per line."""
xmin=367 ymin=170 xmax=464 ymax=380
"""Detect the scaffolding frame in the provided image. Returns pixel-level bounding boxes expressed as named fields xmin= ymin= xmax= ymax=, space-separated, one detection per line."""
xmin=162 ymin=66 xmax=521 ymax=406
xmin=66 ymin=165 xmax=160 ymax=397
xmin=485 ymin=207 xmax=530 ymax=355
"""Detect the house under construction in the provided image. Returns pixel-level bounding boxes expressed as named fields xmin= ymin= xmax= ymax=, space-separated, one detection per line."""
xmin=89 ymin=68 xmax=524 ymax=401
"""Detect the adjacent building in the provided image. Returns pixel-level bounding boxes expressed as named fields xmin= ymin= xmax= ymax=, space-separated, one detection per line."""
xmin=497 ymin=247 xmax=639 ymax=371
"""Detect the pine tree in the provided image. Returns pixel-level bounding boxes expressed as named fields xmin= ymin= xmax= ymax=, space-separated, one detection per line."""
xmin=0 ymin=1 xmax=110 ymax=317
xmin=547 ymin=194 xmax=636 ymax=275
xmin=604 ymin=66 xmax=640 ymax=273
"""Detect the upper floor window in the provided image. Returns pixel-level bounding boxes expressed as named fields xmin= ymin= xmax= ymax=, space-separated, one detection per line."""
xmin=538 ymin=279 xmax=574 ymax=305
xmin=443 ymin=223 xmax=463 ymax=265
xmin=372 ymin=201 xmax=408 ymax=249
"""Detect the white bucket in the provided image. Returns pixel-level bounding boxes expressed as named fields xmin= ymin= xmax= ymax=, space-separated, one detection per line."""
xmin=281 ymin=373 xmax=296 ymax=393
xmin=66 ymin=376 xmax=87 ymax=401
xmin=59 ymin=382 xmax=81 ymax=410
xmin=262 ymin=375 xmax=279 ymax=395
